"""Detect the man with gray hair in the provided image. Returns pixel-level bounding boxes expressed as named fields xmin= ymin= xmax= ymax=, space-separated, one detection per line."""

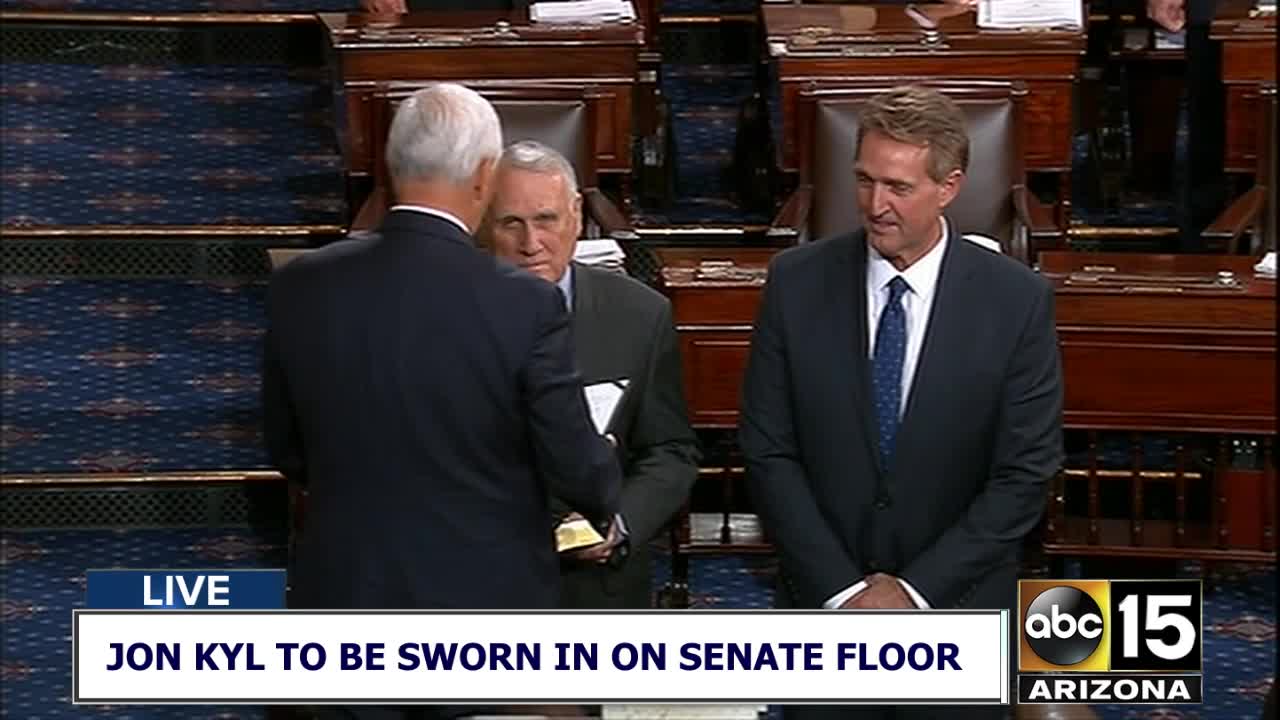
xmin=481 ymin=140 xmax=700 ymax=610
xmin=264 ymin=84 xmax=622 ymax=629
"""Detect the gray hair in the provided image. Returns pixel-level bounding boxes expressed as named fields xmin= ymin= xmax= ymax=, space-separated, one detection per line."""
xmin=385 ymin=84 xmax=503 ymax=186
xmin=499 ymin=140 xmax=579 ymax=199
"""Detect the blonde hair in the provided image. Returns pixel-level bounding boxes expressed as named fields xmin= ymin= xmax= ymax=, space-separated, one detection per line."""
xmin=856 ymin=85 xmax=969 ymax=183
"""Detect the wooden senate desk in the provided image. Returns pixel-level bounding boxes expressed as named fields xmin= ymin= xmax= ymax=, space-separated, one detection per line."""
xmin=763 ymin=4 xmax=1084 ymax=220
xmin=320 ymin=11 xmax=643 ymax=184
xmin=1212 ymin=0 xmax=1277 ymax=174
xmin=1040 ymin=251 xmax=1276 ymax=563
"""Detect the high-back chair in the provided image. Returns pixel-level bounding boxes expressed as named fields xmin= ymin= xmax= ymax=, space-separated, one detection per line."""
xmin=353 ymin=83 xmax=632 ymax=241
xmin=769 ymin=80 xmax=1060 ymax=264
xmin=1206 ymin=83 xmax=1275 ymax=255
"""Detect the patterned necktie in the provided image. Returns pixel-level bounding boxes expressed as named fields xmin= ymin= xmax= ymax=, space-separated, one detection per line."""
xmin=871 ymin=276 xmax=909 ymax=469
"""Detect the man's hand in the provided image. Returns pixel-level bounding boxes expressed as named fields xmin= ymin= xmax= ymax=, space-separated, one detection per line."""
xmin=1147 ymin=0 xmax=1186 ymax=32
xmin=362 ymin=0 xmax=406 ymax=14
xmin=565 ymin=514 xmax=625 ymax=563
xmin=840 ymin=573 xmax=916 ymax=609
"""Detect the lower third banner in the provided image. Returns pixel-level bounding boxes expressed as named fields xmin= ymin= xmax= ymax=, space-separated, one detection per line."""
xmin=73 ymin=610 xmax=1008 ymax=705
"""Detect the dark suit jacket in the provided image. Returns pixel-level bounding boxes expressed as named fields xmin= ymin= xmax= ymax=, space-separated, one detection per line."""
xmin=555 ymin=263 xmax=700 ymax=609
xmin=264 ymin=210 xmax=621 ymax=611
xmin=739 ymin=226 xmax=1063 ymax=612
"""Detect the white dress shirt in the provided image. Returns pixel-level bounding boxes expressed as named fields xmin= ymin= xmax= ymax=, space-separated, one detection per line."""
xmin=389 ymin=204 xmax=471 ymax=235
xmin=823 ymin=220 xmax=950 ymax=611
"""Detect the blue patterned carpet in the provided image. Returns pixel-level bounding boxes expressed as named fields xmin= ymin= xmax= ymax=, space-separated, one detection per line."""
xmin=2 ymin=277 xmax=270 ymax=474
xmin=1 ymin=61 xmax=344 ymax=228
xmin=635 ymin=61 xmax=769 ymax=226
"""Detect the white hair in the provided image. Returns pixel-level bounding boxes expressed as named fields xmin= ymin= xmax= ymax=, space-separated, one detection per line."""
xmin=499 ymin=140 xmax=579 ymax=199
xmin=385 ymin=84 xmax=503 ymax=186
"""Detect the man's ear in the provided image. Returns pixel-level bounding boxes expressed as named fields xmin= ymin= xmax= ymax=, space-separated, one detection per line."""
xmin=473 ymin=156 xmax=498 ymax=204
xmin=936 ymin=168 xmax=965 ymax=210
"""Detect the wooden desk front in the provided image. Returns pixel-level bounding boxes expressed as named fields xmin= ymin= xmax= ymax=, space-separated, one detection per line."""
xmin=1212 ymin=0 xmax=1276 ymax=174
xmin=764 ymin=4 xmax=1083 ymax=210
xmin=1040 ymin=251 xmax=1276 ymax=562
xmin=320 ymin=12 xmax=641 ymax=181
xmin=656 ymin=247 xmax=777 ymax=429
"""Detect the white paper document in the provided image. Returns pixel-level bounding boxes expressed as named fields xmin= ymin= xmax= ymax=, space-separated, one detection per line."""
xmin=530 ymin=0 xmax=636 ymax=24
xmin=1255 ymin=251 xmax=1276 ymax=277
xmin=978 ymin=0 xmax=1083 ymax=29
xmin=584 ymin=379 xmax=628 ymax=435
xmin=574 ymin=238 xmax=626 ymax=273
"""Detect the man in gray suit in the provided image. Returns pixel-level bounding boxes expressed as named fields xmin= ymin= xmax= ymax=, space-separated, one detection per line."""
xmin=480 ymin=140 xmax=700 ymax=609
xmin=739 ymin=86 xmax=1064 ymax=719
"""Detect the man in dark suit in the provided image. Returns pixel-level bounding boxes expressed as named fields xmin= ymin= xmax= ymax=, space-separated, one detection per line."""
xmin=480 ymin=140 xmax=700 ymax=609
xmin=264 ymin=84 xmax=622 ymax=622
xmin=739 ymin=86 xmax=1064 ymax=719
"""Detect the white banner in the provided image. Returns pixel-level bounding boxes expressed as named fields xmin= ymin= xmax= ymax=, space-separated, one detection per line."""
xmin=73 ymin=610 xmax=1009 ymax=705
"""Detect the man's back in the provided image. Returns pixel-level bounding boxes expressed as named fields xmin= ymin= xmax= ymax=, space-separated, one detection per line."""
xmin=265 ymin=210 xmax=618 ymax=610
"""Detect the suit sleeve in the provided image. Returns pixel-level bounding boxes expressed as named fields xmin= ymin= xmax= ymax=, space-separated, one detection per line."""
xmin=616 ymin=302 xmax=701 ymax=544
xmin=262 ymin=320 xmax=307 ymax=486
xmin=522 ymin=287 xmax=622 ymax=526
xmin=900 ymin=281 xmax=1064 ymax=608
xmin=739 ymin=262 xmax=862 ymax=607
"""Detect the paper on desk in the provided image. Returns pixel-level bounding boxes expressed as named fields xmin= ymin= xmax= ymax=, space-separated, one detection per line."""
xmin=584 ymin=379 xmax=628 ymax=435
xmin=1255 ymin=251 xmax=1276 ymax=277
xmin=977 ymin=0 xmax=1082 ymax=29
xmin=574 ymin=238 xmax=626 ymax=273
xmin=530 ymin=0 xmax=636 ymax=24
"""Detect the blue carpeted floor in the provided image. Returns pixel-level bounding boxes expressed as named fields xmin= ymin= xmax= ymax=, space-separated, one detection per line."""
xmin=2 ymin=276 xmax=270 ymax=474
xmin=1 ymin=61 xmax=344 ymax=228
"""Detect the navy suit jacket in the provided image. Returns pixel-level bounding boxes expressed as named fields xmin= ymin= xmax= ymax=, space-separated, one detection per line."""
xmin=264 ymin=209 xmax=620 ymax=611
xmin=740 ymin=228 xmax=1063 ymax=612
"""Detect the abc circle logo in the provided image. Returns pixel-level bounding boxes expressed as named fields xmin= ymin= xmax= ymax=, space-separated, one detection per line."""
xmin=1023 ymin=586 xmax=1104 ymax=666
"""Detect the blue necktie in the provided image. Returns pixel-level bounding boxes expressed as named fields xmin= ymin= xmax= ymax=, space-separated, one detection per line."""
xmin=871 ymin=276 xmax=909 ymax=469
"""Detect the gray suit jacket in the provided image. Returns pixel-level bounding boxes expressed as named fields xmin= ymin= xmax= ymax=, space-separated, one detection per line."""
xmin=740 ymin=227 xmax=1064 ymax=613
xmin=555 ymin=263 xmax=701 ymax=609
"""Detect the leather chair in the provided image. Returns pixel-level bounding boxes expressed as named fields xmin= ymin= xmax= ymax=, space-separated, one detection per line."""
xmin=1205 ymin=83 xmax=1275 ymax=255
xmin=769 ymin=80 xmax=1060 ymax=265
xmin=353 ymin=83 xmax=632 ymax=241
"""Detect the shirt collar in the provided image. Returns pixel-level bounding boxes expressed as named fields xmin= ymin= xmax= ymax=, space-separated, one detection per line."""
xmin=389 ymin=204 xmax=471 ymax=235
xmin=867 ymin=218 xmax=949 ymax=303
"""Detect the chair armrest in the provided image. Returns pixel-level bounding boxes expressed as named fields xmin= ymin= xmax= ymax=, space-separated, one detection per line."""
xmin=767 ymin=185 xmax=813 ymax=243
xmin=1204 ymin=185 xmax=1266 ymax=247
xmin=1012 ymin=186 xmax=1060 ymax=239
xmin=582 ymin=187 xmax=637 ymax=241
xmin=351 ymin=185 xmax=389 ymax=233
xmin=1011 ymin=185 xmax=1062 ymax=264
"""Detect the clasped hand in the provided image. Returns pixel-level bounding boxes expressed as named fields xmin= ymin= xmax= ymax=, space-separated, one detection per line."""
xmin=841 ymin=573 xmax=916 ymax=610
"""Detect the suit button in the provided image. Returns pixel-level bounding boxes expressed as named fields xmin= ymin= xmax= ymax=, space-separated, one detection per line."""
xmin=875 ymin=494 xmax=891 ymax=510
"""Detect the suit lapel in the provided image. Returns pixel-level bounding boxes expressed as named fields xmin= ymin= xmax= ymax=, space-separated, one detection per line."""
xmin=836 ymin=233 xmax=884 ymax=479
xmin=568 ymin=263 xmax=606 ymax=382
xmin=892 ymin=229 xmax=980 ymax=472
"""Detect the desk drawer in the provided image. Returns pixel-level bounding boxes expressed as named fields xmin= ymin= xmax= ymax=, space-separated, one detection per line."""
xmin=670 ymin=287 xmax=763 ymax=326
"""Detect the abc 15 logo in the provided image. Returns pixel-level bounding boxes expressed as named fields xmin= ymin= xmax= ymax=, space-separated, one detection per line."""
xmin=1018 ymin=579 xmax=1202 ymax=672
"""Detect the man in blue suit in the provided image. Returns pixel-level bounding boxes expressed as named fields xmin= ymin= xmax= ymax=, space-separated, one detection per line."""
xmin=740 ymin=86 xmax=1063 ymax=719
